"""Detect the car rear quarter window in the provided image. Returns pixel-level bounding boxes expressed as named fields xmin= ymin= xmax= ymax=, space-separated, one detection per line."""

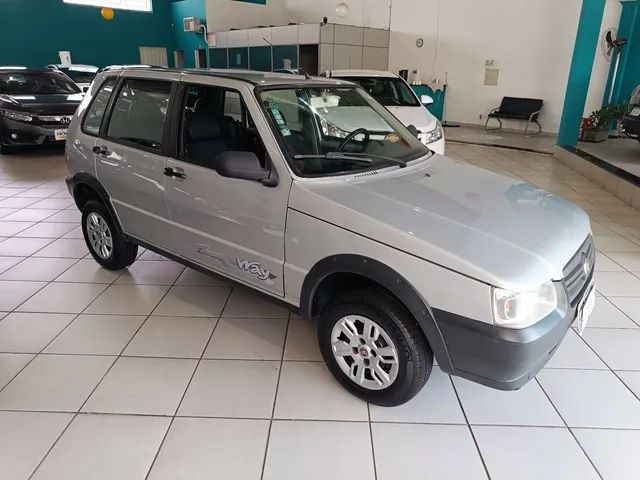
xmin=82 ymin=78 xmax=117 ymax=136
xmin=106 ymin=79 xmax=172 ymax=152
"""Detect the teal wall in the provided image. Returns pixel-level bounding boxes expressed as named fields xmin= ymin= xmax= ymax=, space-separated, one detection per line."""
xmin=605 ymin=0 xmax=640 ymax=104
xmin=557 ymin=0 xmax=607 ymax=146
xmin=0 ymin=0 xmax=174 ymax=67
xmin=170 ymin=0 xmax=208 ymax=68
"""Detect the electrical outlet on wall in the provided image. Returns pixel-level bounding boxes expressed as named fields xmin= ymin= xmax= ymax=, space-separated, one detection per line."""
xmin=479 ymin=114 xmax=483 ymax=120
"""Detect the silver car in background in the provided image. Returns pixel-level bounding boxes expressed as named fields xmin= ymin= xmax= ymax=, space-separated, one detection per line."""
xmin=65 ymin=67 xmax=595 ymax=406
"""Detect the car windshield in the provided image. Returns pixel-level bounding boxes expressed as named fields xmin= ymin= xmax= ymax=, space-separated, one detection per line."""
xmin=259 ymin=86 xmax=430 ymax=177
xmin=0 ymin=71 xmax=80 ymax=95
xmin=59 ymin=67 xmax=97 ymax=84
xmin=339 ymin=77 xmax=420 ymax=107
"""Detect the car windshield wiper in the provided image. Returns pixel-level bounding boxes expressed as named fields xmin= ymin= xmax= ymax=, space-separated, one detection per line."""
xmin=294 ymin=151 xmax=407 ymax=168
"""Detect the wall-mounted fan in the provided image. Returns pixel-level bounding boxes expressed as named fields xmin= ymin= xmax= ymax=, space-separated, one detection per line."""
xmin=601 ymin=28 xmax=627 ymax=61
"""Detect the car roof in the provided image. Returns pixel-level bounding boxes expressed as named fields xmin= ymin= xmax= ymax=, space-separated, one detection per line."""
xmin=48 ymin=64 xmax=99 ymax=72
xmin=101 ymin=66 xmax=353 ymax=86
xmin=327 ymin=69 xmax=399 ymax=79
xmin=0 ymin=67 xmax=61 ymax=74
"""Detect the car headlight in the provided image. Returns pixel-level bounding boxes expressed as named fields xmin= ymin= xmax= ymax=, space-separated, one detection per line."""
xmin=1 ymin=110 xmax=33 ymax=122
xmin=492 ymin=280 xmax=566 ymax=329
xmin=423 ymin=121 xmax=443 ymax=144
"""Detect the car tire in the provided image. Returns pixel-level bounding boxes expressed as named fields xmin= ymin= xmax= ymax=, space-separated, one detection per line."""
xmin=0 ymin=143 xmax=15 ymax=155
xmin=81 ymin=199 xmax=138 ymax=270
xmin=318 ymin=289 xmax=433 ymax=406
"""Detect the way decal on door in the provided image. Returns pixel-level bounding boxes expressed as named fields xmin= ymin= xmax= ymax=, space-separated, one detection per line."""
xmin=236 ymin=258 xmax=277 ymax=283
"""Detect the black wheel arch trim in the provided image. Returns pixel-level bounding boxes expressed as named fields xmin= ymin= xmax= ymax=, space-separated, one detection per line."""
xmin=299 ymin=254 xmax=454 ymax=373
xmin=66 ymin=172 xmax=124 ymax=234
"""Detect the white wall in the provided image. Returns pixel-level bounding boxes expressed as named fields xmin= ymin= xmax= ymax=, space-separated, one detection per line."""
xmin=205 ymin=0 xmax=286 ymax=32
xmin=388 ymin=0 xmax=585 ymax=133
xmin=206 ymin=0 xmax=390 ymax=31
xmin=584 ymin=0 xmax=623 ymax=116
xmin=284 ymin=0 xmax=391 ymax=29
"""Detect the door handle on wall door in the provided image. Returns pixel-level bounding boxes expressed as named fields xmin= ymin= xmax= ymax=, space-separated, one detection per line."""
xmin=164 ymin=167 xmax=187 ymax=179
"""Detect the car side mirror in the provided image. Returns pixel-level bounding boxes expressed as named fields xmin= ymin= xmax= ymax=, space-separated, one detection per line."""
xmin=214 ymin=151 xmax=277 ymax=186
xmin=420 ymin=94 xmax=434 ymax=106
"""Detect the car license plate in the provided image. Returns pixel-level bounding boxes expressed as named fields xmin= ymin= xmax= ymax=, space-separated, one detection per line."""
xmin=577 ymin=285 xmax=596 ymax=336
xmin=54 ymin=129 xmax=67 ymax=141
xmin=631 ymin=107 xmax=640 ymax=117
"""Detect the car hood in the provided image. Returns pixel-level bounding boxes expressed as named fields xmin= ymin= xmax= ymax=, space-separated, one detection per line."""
xmin=0 ymin=93 xmax=83 ymax=115
xmin=289 ymin=155 xmax=591 ymax=291
xmin=385 ymin=105 xmax=438 ymax=132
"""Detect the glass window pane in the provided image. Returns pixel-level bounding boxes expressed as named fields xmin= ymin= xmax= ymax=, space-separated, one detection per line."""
xmin=107 ymin=79 xmax=171 ymax=151
xmin=82 ymin=78 xmax=117 ymax=136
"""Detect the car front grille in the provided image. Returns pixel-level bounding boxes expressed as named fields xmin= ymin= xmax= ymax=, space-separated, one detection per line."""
xmin=562 ymin=235 xmax=595 ymax=307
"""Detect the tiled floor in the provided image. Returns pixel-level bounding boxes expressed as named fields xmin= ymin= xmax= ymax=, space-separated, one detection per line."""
xmin=1 ymin=144 xmax=640 ymax=479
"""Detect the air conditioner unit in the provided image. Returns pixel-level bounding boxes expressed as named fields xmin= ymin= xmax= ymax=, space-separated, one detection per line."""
xmin=183 ymin=17 xmax=202 ymax=33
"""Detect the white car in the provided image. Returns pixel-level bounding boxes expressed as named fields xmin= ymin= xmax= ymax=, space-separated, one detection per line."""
xmin=324 ymin=70 xmax=445 ymax=154
xmin=46 ymin=64 xmax=99 ymax=92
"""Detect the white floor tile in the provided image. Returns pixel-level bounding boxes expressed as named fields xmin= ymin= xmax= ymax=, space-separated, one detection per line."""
xmin=152 ymin=286 xmax=231 ymax=317
xmin=538 ymin=369 xmax=640 ymax=428
xmin=584 ymin=296 xmax=638 ymax=328
xmin=31 ymin=414 xmax=170 ymax=480
xmin=115 ymin=260 xmax=185 ymax=285
xmin=54 ymin=259 xmax=123 ymax=283
xmin=0 ymin=312 xmax=76 ymax=353
xmin=124 ymin=316 xmax=217 ymax=358
xmin=0 ymin=257 xmax=76 ymax=281
xmin=0 ymin=354 xmax=114 ymax=412
xmin=204 ymin=317 xmax=287 ymax=360
xmin=0 ymin=256 xmax=23 ymax=274
xmin=2 ymin=208 xmax=58 ymax=222
xmin=85 ymin=284 xmax=169 ymax=315
xmin=0 ymin=237 xmax=53 ymax=256
xmin=33 ymin=238 xmax=89 ymax=258
xmin=148 ymin=418 xmax=270 ymax=480
xmin=175 ymin=268 xmax=232 ymax=286
xmin=370 ymin=369 xmax=465 ymax=424
xmin=17 ymin=282 xmax=107 ymax=313
xmin=373 ymin=423 xmax=487 ymax=480
xmin=596 ymin=272 xmax=640 ymax=297
xmin=14 ymin=222 xmax=76 ymax=239
xmin=82 ymin=357 xmax=197 ymax=415
xmin=0 ymin=280 xmax=46 ymax=310
xmin=0 ymin=353 xmax=34 ymax=388
xmin=453 ymin=377 xmax=563 ymax=426
xmin=179 ymin=359 xmax=279 ymax=418
xmin=222 ymin=287 xmax=290 ymax=318
xmin=574 ymin=428 xmax=640 ymax=480
xmin=275 ymin=361 xmax=368 ymax=421
xmin=617 ymin=370 xmax=640 ymax=398
xmin=0 ymin=221 xmax=34 ymax=236
xmin=473 ymin=426 xmax=598 ymax=480
xmin=545 ymin=329 xmax=607 ymax=369
xmin=283 ymin=316 xmax=322 ymax=361
xmin=0 ymin=411 xmax=73 ymax=480
xmin=263 ymin=421 xmax=375 ymax=480
xmin=608 ymin=297 xmax=640 ymax=326
xmin=44 ymin=314 xmax=146 ymax=355
xmin=582 ymin=328 xmax=640 ymax=370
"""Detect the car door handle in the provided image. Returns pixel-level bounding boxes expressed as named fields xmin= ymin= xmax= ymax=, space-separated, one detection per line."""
xmin=92 ymin=145 xmax=110 ymax=155
xmin=164 ymin=167 xmax=187 ymax=179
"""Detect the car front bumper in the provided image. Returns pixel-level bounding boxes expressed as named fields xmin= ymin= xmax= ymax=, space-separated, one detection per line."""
xmin=623 ymin=114 xmax=640 ymax=138
xmin=433 ymin=288 xmax=588 ymax=390
xmin=0 ymin=117 xmax=69 ymax=146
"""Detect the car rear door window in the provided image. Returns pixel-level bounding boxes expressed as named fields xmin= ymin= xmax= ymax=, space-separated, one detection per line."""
xmin=82 ymin=78 xmax=117 ymax=136
xmin=106 ymin=79 xmax=172 ymax=151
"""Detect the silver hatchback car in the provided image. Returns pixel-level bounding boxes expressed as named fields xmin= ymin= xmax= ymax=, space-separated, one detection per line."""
xmin=65 ymin=67 xmax=595 ymax=406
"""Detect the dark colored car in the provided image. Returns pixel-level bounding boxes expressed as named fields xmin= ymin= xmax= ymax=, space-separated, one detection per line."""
xmin=623 ymin=86 xmax=640 ymax=142
xmin=0 ymin=67 xmax=83 ymax=153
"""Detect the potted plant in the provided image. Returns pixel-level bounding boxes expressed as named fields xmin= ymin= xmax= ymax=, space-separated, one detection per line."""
xmin=582 ymin=104 xmax=628 ymax=142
